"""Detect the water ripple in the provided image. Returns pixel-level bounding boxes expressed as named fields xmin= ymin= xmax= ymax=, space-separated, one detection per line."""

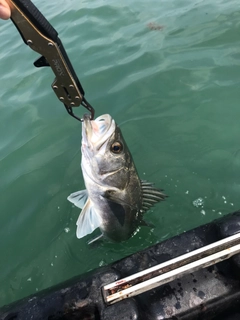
xmin=1 ymin=0 xmax=240 ymax=307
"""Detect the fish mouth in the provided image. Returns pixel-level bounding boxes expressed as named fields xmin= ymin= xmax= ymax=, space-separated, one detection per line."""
xmin=82 ymin=114 xmax=116 ymax=150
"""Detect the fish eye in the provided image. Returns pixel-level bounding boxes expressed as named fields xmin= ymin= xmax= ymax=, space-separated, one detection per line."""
xmin=111 ymin=141 xmax=123 ymax=154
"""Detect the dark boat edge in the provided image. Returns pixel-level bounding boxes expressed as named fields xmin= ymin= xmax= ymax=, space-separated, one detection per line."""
xmin=1 ymin=210 xmax=240 ymax=320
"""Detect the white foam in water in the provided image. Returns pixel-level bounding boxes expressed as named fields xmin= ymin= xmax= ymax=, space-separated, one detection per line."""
xmin=99 ymin=260 xmax=105 ymax=267
xmin=192 ymin=198 xmax=204 ymax=208
xmin=64 ymin=227 xmax=70 ymax=233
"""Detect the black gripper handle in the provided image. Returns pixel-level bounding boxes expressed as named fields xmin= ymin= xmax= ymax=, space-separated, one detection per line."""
xmin=10 ymin=0 xmax=85 ymax=97
xmin=11 ymin=0 xmax=58 ymax=41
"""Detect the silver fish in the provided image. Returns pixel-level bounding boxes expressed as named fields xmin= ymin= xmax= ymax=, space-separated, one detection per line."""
xmin=68 ymin=114 xmax=166 ymax=243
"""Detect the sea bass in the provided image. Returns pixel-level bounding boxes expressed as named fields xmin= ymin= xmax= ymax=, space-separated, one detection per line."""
xmin=68 ymin=114 xmax=166 ymax=243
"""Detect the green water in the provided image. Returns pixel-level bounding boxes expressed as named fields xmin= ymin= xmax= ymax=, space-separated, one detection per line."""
xmin=0 ymin=0 xmax=240 ymax=307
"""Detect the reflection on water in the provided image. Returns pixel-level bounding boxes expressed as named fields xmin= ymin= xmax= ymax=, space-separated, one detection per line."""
xmin=0 ymin=0 xmax=240 ymax=307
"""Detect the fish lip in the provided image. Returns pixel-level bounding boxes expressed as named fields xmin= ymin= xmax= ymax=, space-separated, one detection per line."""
xmin=83 ymin=114 xmax=93 ymax=139
xmin=83 ymin=113 xmax=92 ymax=122
xmin=82 ymin=114 xmax=114 ymax=148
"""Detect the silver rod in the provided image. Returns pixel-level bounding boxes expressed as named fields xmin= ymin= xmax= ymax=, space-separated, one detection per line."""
xmin=103 ymin=232 xmax=240 ymax=304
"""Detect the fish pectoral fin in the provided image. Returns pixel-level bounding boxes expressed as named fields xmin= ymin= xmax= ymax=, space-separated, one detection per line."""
xmin=104 ymin=189 xmax=134 ymax=208
xmin=76 ymin=199 xmax=102 ymax=239
xmin=67 ymin=189 xmax=88 ymax=209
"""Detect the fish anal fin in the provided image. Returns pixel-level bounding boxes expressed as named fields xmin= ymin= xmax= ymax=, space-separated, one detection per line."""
xmin=88 ymin=233 xmax=104 ymax=245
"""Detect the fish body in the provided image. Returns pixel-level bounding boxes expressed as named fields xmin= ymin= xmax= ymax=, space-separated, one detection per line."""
xmin=68 ymin=114 xmax=166 ymax=242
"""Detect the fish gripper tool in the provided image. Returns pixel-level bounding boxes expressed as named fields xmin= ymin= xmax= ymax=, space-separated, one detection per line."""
xmin=7 ymin=0 xmax=95 ymax=121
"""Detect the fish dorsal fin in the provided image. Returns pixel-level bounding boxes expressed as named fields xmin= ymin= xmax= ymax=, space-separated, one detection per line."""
xmin=67 ymin=190 xmax=88 ymax=209
xmin=141 ymin=180 xmax=167 ymax=213
xmin=76 ymin=198 xmax=102 ymax=239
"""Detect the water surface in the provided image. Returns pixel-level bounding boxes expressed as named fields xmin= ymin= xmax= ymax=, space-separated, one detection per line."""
xmin=0 ymin=0 xmax=240 ymax=306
